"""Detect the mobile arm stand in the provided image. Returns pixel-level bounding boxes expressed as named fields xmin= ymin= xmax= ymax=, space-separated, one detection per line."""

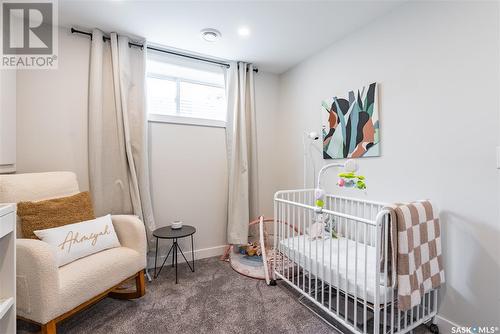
xmin=313 ymin=160 xmax=366 ymax=239
xmin=314 ymin=159 xmax=360 ymax=210
xmin=302 ymin=131 xmax=320 ymax=188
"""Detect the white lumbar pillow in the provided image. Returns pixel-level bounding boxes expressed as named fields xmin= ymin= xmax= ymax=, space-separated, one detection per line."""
xmin=34 ymin=214 xmax=121 ymax=267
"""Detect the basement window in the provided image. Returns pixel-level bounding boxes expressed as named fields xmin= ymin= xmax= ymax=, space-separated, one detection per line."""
xmin=146 ymin=52 xmax=227 ymax=128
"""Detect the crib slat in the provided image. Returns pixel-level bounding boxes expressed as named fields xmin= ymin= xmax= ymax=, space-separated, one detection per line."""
xmin=287 ymin=193 xmax=291 ymax=280
xmin=336 ymin=204 xmax=341 ymax=318
xmin=384 ymin=213 xmax=389 ymax=334
xmin=354 ymin=219 xmax=358 ymax=330
xmin=281 ymin=200 xmax=285 ymax=281
xmin=345 ymin=214 xmax=349 ymax=323
xmin=292 ymin=193 xmax=295 ymax=284
xmin=315 ymin=211 xmax=318 ymax=302
xmin=302 ymin=192 xmax=306 ymax=293
xmin=309 ymin=194 xmax=312 ymax=298
xmin=363 ymin=223 xmax=368 ymax=334
xmin=329 ymin=212 xmax=333 ymax=312
xmin=322 ymin=215 xmax=325 ymax=306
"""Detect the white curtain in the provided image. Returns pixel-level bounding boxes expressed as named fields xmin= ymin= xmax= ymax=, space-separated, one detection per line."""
xmin=88 ymin=29 xmax=156 ymax=243
xmin=225 ymin=62 xmax=259 ymax=244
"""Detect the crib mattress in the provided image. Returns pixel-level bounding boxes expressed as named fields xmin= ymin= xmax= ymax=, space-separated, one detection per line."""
xmin=279 ymin=235 xmax=394 ymax=305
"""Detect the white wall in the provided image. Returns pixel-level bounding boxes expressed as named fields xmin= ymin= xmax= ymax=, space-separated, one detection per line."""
xmin=255 ymin=72 xmax=281 ymax=217
xmin=148 ymin=122 xmax=228 ymax=257
xmin=148 ymin=72 xmax=280 ymax=257
xmin=277 ymin=1 xmax=500 ymax=327
xmin=0 ymin=69 xmax=16 ymax=173
xmin=16 ymin=28 xmax=90 ymax=190
xmin=15 ymin=27 xmax=281 ymax=259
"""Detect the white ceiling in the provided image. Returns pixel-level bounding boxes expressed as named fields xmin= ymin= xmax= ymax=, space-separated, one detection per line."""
xmin=59 ymin=0 xmax=402 ymax=74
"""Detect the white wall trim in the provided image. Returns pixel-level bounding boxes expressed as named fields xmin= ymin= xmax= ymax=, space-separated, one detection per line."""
xmin=148 ymin=114 xmax=226 ymax=128
xmin=0 ymin=165 xmax=16 ymax=174
xmin=147 ymin=244 xmax=227 ymax=269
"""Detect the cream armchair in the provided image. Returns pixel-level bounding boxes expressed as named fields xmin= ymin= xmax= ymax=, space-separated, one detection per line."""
xmin=0 ymin=172 xmax=147 ymax=334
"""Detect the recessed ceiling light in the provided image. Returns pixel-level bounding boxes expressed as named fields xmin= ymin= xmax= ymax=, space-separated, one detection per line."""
xmin=200 ymin=28 xmax=221 ymax=42
xmin=238 ymin=26 xmax=251 ymax=37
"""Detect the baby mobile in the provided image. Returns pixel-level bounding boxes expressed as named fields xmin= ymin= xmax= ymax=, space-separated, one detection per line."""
xmin=310 ymin=159 xmax=367 ymax=239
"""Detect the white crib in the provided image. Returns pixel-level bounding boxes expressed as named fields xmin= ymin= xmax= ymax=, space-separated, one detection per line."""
xmin=272 ymin=189 xmax=438 ymax=334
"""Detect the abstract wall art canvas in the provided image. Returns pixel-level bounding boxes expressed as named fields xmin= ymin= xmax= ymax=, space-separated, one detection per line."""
xmin=322 ymin=82 xmax=380 ymax=159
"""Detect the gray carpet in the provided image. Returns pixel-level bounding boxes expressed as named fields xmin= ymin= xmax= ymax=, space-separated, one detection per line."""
xmin=17 ymin=257 xmax=431 ymax=334
xmin=17 ymin=257 xmax=333 ymax=333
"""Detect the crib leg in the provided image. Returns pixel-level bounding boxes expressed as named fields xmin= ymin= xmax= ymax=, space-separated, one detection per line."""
xmin=428 ymin=323 xmax=439 ymax=334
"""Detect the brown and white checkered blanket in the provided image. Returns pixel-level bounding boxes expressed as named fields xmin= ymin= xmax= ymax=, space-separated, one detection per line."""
xmin=384 ymin=201 xmax=445 ymax=311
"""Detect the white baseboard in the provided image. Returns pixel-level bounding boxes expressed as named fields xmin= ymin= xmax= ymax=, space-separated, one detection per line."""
xmin=434 ymin=314 xmax=460 ymax=333
xmin=147 ymin=244 xmax=227 ymax=269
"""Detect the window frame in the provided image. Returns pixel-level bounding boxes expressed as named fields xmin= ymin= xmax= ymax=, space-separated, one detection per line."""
xmin=146 ymin=70 xmax=227 ymax=128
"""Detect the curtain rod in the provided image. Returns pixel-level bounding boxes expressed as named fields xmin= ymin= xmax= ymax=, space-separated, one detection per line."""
xmin=70 ymin=28 xmax=258 ymax=73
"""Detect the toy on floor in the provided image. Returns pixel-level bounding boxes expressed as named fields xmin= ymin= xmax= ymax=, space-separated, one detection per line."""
xmin=239 ymin=241 xmax=262 ymax=257
xmin=222 ymin=216 xmax=294 ymax=285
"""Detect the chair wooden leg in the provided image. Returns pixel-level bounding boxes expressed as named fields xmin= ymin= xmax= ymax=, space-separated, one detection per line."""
xmin=136 ymin=269 xmax=146 ymax=297
xmin=41 ymin=320 xmax=56 ymax=334
xmin=108 ymin=270 xmax=146 ymax=299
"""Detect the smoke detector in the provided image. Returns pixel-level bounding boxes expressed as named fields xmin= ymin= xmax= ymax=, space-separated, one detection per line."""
xmin=201 ymin=28 xmax=221 ymax=42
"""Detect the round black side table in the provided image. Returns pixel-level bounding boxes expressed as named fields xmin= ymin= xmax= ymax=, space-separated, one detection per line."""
xmin=153 ymin=225 xmax=196 ymax=284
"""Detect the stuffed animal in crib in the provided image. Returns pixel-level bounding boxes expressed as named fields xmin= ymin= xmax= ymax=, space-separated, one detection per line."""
xmin=308 ymin=215 xmax=337 ymax=239
xmin=308 ymin=221 xmax=326 ymax=240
